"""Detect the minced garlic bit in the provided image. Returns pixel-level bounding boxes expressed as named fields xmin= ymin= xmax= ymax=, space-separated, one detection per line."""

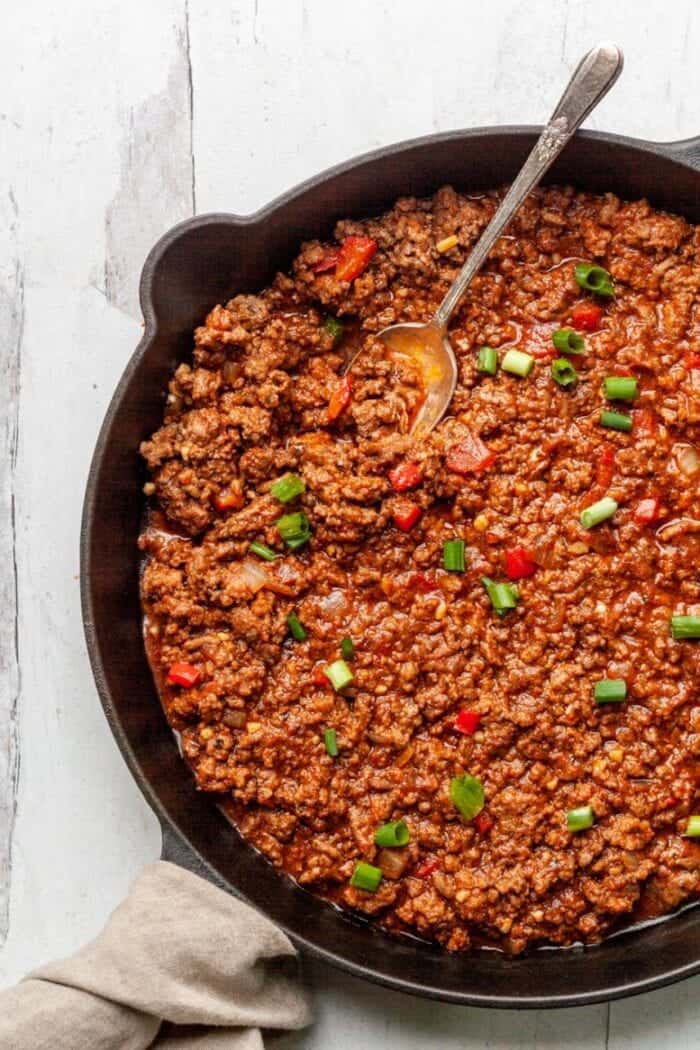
xmin=200 ymin=727 xmax=214 ymax=740
xmin=473 ymin=513 xmax=489 ymax=532
xmin=143 ymin=481 xmax=156 ymax=496
xmin=609 ymin=748 xmax=624 ymax=763
xmin=436 ymin=234 xmax=459 ymax=254
xmin=434 ymin=600 xmax=448 ymax=621
xmin=246 ymin=721 xmax=262 ymax=734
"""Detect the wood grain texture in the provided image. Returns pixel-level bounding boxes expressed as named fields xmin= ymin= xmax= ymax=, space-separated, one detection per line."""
xmin=0 ymin=189 xmax=23 ymax=947
xmin=1 ymin=1 xmax=700 ymax=1045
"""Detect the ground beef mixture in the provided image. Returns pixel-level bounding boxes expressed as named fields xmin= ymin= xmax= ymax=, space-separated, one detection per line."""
xmin=139 ymin=185 xmax=700 ymax=954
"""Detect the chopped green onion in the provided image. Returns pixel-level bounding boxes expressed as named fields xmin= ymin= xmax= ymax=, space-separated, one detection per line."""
xmin=683 ymin=816 xmax=700 ymax=837
xmin=324 ymin=315 xmax=344 ymax=344
xmin=350 ymin=861 xmax=382 ymax=892
xmin=443 ymin=538 xmax=466 ymax=572
xmin=580 ymin=496 xmax=618 ymax=529
xmin=482 ymin=577 xmax=518 ymax=616
xmin=286 ymin=611 xmax=307 ymax=642
xmin=671 ymin=616 xmax=700 ymax=640
xmin=270 ymin=473 xmax=306 ymax=503
xmin=324 ymin=728 xmax=338 ymax=757
xmin=594 ymin=679 xmax=627 ymax=703
xmin=574 ymin=262 xmax=615 ymax=297
xmin=567 ymin=806 xmax=595 ymax=832
xmin=374 ymin=820 xmax=410 ymax=848
xmin=552 ymin=328 xmax=585 ymax=354
xmin=276 ymin=511 xmax=311 ymax=550
xmin=324 ymin=659 xmax=354 ymax=691
xmin=603 ymin=376 xmax=638 ymax=401
xmin=502 ymin=349 xmax=534 ymax=377
xmin=450 ymin=774 xmax=485 ymax=821
xmin=477 ymin=346 xmax=498 ymax=375
xmin=551 ymin=357 xmax=578 ymax=388
xmin=600 ymin=410 xmax=633 ymax=433
xmin=341 ymin=636 xmax=355 ymax=660
xmin=249 ymin=541 xmax=278 ymax=561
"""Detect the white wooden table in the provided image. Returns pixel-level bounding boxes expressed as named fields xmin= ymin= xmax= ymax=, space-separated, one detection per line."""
xmin=1 ymin=1 xmax=699 ymax=1045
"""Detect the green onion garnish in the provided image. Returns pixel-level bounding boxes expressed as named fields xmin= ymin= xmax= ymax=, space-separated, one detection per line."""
xmin=443 ymin=538 xmax=465 ymax=572
xmin=671 ymin=616 xmax=700 ymax=640
xmin=270 ymin=473 xmax=306 ymax=503
xmin=574 ymin=262 xmax=615 ymax=297
xmin=481 ymin=577 xmax=518 ymax=616
xmin=324 ymin=659 xmax=354 ymax=691
xmin=374 ymin=820 xmax=410 ymax=848
xmin=341 ymin=636 xmax=355 ymax=660
xmin=450 ymin=774 xmax=485 ymax=821
xmin=552 ymin=328 xmax=585 ymax=354
xmin=324 ymin=315 xmax=344 ymax=344
xmin=276 ymin=511 xmax=311 ymax=550
xmin=551 ymin=357 xmax=578 ymax=388
xmin=249 ymin=541 xmax=278 ymax=561
xmin=502 ymin=349 xmax=534 ymax=377
xmin=477 ymin=346 xmax=498 ymax=375
xmin=350 ymin=861 xmax=382 ymax=892
xmin=324 ymin=728 xmax=338 ymax=757
xmin=600 ymin=410 xmax=633 ymax=433
xmin=567 ymin=806 xmax=595 ymax=832
xmin=683 ymin=816 xmax=700 ymax=837
xmin=603 ymin=376 xmax=638 ymax=401
xmin=580 ymin=496 xmax=618 ymax=529
xmin=286 ymin=611 xmax=307 ymax=642
xmin=594 ymin=679 xmax=627 ymax=703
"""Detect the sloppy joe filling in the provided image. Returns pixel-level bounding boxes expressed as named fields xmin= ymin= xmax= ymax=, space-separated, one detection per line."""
xmin=140 ymin=185 xmax=699 ymax=953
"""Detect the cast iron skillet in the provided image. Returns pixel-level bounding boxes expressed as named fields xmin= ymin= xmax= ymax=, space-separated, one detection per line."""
xmin=81 ymin=127 xmax=700 ymax=1008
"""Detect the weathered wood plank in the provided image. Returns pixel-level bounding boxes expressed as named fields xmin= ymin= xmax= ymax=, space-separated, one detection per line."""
xmin=0 ymin=190 xmax=23 ymax=947
xmin=0 ymin=0 xmax=193 ymax=982
xmin=272 ymin=956 xmax=608 ymax=1049
xmin=609 ymin=975 xmax=700 ymax=1049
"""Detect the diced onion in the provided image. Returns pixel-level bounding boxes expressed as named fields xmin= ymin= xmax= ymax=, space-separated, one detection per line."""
xmin=223 ymin=709 xmax=247 ymax=728
xmin=236 ymin=557 xmax=268 ymax=593
xmin=377 ymin=847 xmax=409 ymax=880
xmin=677 ymin=444 xmax=700 ymax=477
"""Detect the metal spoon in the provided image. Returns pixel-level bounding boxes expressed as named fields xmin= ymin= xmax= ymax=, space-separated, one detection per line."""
xmin=355 ymin=42 xmax=624 ymax=438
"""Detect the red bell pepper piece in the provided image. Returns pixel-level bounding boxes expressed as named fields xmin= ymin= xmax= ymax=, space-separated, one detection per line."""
xmin=504 ymin=547 xmax=537 ymax=581
xmin=446 ymin=432 xmax=496 ymax=475
xmin=393 ymin=501 xmax=422 ymax=532
xmin=334 ymin=236 xmax=377 ymax=282
xmin=407 ymin=572 xmax=436 ymax=594
xmin=167 ymin=663 xmax=201 ymax=688
xmin=454 ymin=709 xmax=482 ymax=735
xmin=327 ymin=375 xmax=353 ymax=423
xmin=388 ymin=460 xmax=422 ymax=492
xmin=473 ymin=812 xmax=494 ymax=836
xmin=634 ymin=495 xmax=661 ymax=526
xmin=571 ymin=301 xmax=603 ymax=332
xmin=312 ymin=666 xmax=329 ymax=687
xmin=684 ymin=351 xmax=700 ymax=370
xmin=313 ymin=250 xmax=341 ymax=274
xmin=595 ymin=445 xmax=616 ymax=490
xmin=415 ymin=857 xmax=439 ymax=878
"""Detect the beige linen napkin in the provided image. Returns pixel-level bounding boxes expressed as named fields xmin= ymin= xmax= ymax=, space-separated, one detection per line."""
xmin=0 ymin=861 xmax=312 ymax=1049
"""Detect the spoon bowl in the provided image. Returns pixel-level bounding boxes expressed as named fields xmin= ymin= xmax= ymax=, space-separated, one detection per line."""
xmin=377 ymin=321 xmax=458 ymax=438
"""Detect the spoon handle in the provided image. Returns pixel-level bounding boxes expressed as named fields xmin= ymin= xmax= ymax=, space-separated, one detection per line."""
xmin=433 ymin=43 xmax=624 ymax=329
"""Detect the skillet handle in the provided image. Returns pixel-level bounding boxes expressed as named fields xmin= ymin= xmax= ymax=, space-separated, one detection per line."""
xmin=161 ymin=822 xmax=228 ymax=891
xmin=657 ymin=135 xmax=700 ymax=171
